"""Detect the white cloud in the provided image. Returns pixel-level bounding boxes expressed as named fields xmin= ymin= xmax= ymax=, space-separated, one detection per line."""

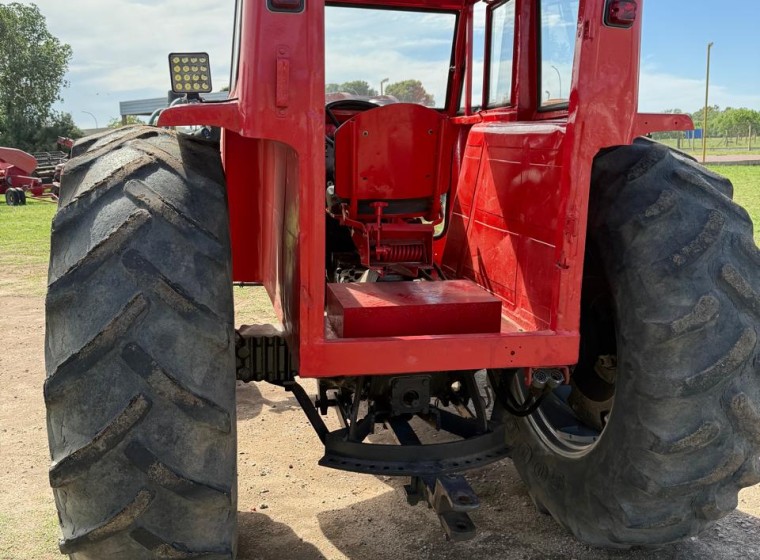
xmin=23 ymin=0 xmax=234 ymax=127
xmin=17 ymin=0 xmax=757 ymax=129
xmin=325 ymin=7 xmax=456 ymax=106
xmin=639 ymin=65 xmax=760 ymax=113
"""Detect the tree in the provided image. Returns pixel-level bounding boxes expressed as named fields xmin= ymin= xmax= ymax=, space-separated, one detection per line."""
xmin=718 ymin=108 xmax=760 ymax=138
xmin=0 ymin=110 xmax=82 ymax=153
xmin=108 ymin=115 xmax=146 ymax=129
xmin=384 ymin=80 xmax=435 ymax=106
xmin=325 ymin=81 xmax=378 ymax=96
xmin=690 ymin=105 xmax=722 ymax=137
xmin=0 ymin=3 xmax=73 ymax=150
xmin=30 ymin=111 xmax=83 ymax=151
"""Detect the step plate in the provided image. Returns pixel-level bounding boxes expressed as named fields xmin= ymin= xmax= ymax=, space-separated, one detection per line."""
xmin=326 ymin=279 xmax=502 ymax=338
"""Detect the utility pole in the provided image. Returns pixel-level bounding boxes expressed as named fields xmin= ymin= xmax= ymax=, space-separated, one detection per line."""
xmin=380 ymin=78 xmax=389 ymax=96
xmin=702 ymin=42 xmax=714 ymax=163
xmin=82 ymin=111 xmax=99 ymax=130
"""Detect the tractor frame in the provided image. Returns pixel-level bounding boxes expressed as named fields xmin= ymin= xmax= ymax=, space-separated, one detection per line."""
xmin=159 ymin=0 xmax=692 ymax=377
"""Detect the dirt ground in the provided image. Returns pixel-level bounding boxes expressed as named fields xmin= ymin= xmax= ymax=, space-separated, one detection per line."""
xmin=3 ymin=265 xmax=760 ymax=560
xmin=704 ymin=154 xmax=760 ymax=165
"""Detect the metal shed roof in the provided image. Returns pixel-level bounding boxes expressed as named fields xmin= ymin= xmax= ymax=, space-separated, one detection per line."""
xmin=120 ymin=92 xmax=230 ymax=116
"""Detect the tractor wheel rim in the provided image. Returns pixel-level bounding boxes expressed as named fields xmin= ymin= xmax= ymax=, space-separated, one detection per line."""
xmin=512 ymin=375 xmax=608 ymax=459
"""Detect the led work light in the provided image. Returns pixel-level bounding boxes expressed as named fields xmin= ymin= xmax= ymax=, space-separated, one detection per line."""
xmin=169 ymin=53 xmax=212 ymax=94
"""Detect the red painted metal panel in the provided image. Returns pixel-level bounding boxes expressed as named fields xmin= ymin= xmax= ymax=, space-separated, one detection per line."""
xmin=303 ymin=331 xmax=580 ymax=377
xmin=461 ymin=222 xmax=519 ymax=306
xmin=441 ymin=122 xmax=564 ymax=331
xmin=326 ymin=280 xmax=502 ymax=338
xmin=514 ymin=236 xmax=557 ymax=328
xmin=632 ymin=113 xmax=693 ymax=137
xmin=334 ymin=104 xmax=446 ymax=211
xmin=158 ymin=100 xmax=240 ymax=131
xmin=452 ymin=142 xmax=483 ymax=215
xmin=474 ymin=124 xmax=564 ymax=245
xmin=219 ymin=131 xmax=261 ymax=282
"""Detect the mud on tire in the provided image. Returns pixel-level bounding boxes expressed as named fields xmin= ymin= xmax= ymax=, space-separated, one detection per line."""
xmin=45 ymin=126 xmax=237 ymax=559
xmin=504 ymin=140 xmax=760 ymax=547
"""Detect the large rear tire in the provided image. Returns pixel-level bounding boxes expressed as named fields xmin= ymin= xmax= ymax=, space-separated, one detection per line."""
xmin=502 ymin=140 xmax=760 ymax=547
xmin=45 ymin=126 xmax=237 ymax=558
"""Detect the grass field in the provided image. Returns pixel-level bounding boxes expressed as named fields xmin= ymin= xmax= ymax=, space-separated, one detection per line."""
xmin=0 ymin=199 xmax=56 ymax=297
xmin=0 ymin=164 xmax=757 ymax=295
xmin=658 ymin=137 xmax=760 ymax=157
xmin=716 ymin=166 xmax=760 ymax=242
xmin=0 ymin=199 xmax=56 ymax=267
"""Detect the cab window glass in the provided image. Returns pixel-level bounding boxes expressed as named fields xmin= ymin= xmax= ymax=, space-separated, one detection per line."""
xmin=540 ymin=0 xmax=579 ymax=107
xmin=471 ymin=3 xmax=486 ymax=109
xmin=488 ymin=0 xmax=516 ymax=107
xmin=325 ymin=6 xmax=457 ymax=108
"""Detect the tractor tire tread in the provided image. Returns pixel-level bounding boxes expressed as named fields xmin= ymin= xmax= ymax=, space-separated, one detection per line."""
xmin=46 ymin=126 xmax=236 ymax=559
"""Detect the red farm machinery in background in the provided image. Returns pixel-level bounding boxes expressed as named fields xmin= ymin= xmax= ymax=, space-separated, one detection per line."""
xmin=1 ymin=137 xmax=72 ymax=205
xmin=1 ymin=147 xmax=44 ymax=205
xmin=33 ymin=136 xmax=74 ymax=191
xmin=43 ymin=0 xmax=759 ymax=557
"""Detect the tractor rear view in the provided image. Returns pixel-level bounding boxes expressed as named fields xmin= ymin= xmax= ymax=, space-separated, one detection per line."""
xmin=45 ymin=1 xmax=759 ymax=558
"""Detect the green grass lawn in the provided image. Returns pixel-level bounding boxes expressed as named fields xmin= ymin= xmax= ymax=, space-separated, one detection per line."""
xmin=0 ymin=199 xmax=56 ymax=296
xmin=0 ymin=198 xmax=56 ymax=266
xmin=707 ymin=165 xmax=760 ymax=243
xmin=659 ymin=137 xmax=760 ymax=157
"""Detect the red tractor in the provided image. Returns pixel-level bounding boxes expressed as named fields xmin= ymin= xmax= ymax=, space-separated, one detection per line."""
xmin=45 ymin=0 xmax=758 ymax=557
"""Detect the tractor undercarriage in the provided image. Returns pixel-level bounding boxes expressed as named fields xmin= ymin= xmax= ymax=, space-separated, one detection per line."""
xmin=235 ymin=325 xmax=572 ymax=540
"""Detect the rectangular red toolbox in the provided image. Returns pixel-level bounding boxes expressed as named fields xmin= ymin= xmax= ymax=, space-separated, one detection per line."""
xmin=326 ymin=280 xmax=503 ymax=338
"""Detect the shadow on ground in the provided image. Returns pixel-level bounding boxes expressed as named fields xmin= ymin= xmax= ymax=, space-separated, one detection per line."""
xmin=237 ymin=382 xmax=302 ymax=421
xmin=238 ymin=512 xmax=324 ymax=560
xmin=317 ymin=462 xmax=760 ymax=560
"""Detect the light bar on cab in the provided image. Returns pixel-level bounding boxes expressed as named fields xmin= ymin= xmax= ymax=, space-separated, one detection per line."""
xmin=169 ymin=52 xmax=212 ymax=94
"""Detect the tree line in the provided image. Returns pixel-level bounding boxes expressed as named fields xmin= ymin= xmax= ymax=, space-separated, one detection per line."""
xmin=326 ymin=80 xmax=435 ymax=106
xmin=653 ymin=106 xmax=760 ymax=140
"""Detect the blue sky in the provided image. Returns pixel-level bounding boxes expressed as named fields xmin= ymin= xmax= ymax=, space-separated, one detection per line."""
xmin=9 ymin=0 xmax=757 ymax=129
xmin=640 ymin=0 xmax=760 ymax=111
